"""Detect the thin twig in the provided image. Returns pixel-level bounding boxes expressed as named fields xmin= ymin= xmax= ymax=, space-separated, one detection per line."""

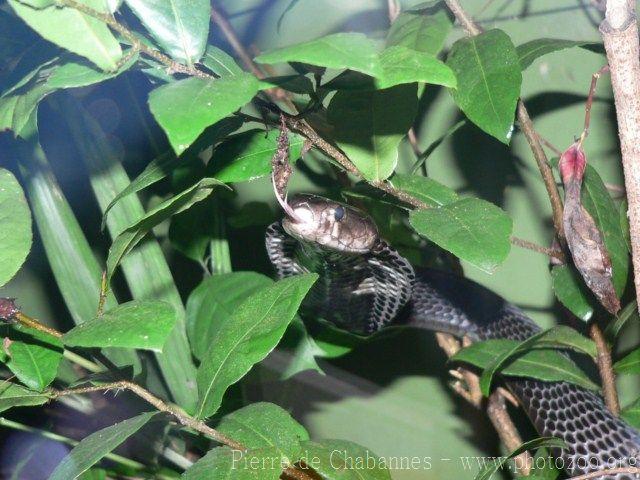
xmin=589 ymin=322 xmax=620 ymax=415
xmin=59 ymin=0 xmax=213 ymax=79
xmin=15 ymin=312 xmax=62 ymax=338
xmin=567 ymin=467 xmax=640 ymax=480
xmin=511 ymin=236 xmax=565 ymax=261
xmin=487 ymin=391 xmax=531 ymax=476
xmin=581 ymin=65 xmax=610 ymax=145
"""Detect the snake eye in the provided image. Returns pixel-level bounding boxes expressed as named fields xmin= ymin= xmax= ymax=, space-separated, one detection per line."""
xmin=334 ymin=206 xmax=345 ymax=221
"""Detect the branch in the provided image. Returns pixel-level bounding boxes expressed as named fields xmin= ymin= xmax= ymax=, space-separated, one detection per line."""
xmin=600 ymin=0 xmax=640 ymax=315
xmin=568 ymin=467 xmax=640 ymax=480
xmin=487 ymin=391 xmax=531 ymax=476
xmin=589 ymin=322 xmax=620 ymax=415
xmin=59 ymin=0 xmax=213 ymax=79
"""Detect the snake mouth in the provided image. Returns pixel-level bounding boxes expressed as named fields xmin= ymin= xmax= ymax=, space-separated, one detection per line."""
xmin=271 ymin=174 xmax=303 ymax=223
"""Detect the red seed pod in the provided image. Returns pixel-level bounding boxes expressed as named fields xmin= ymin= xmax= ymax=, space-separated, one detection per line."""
xmin=560 ymin=142 xmax=620 ymax=314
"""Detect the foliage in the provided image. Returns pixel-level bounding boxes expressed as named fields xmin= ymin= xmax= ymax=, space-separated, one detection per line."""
xmin=0 ymin=0 xmax=634 ymax=479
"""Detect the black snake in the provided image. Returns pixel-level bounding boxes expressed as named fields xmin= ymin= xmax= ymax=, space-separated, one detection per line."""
xmin=265 ymin=193 xmax=640 ymax=479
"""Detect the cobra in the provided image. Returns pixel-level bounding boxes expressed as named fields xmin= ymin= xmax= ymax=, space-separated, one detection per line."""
xmin=266 ymin=193 xmax=640 ymax=479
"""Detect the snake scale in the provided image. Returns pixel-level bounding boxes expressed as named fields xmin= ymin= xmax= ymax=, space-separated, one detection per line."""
xmin=265 ymin=194 xmax=640 ymax=479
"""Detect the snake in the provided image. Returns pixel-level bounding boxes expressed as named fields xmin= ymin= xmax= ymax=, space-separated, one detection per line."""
xmin=265 ymin=193 xmax=640 ymax=479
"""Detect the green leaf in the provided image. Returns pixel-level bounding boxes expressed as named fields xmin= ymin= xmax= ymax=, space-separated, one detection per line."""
xmin=210 ymin=129 xmax=304 ymax=183
xmin=581 ymin=164 xmax=629 ymax=295
xmin=409 ymin=197 xmax=512 ymax=273
xmin=376 ymin=45 xmax=456 ymax=89
xmin=8 ymin=0 xmax=122 ymax=71
xmin=186 ymin=272 xmax=274 ymax=360
xmin=48 ymin=412 xmax=157 ymax=480
xmin=45 ymin=55 xmax=138 ymax=89
xmin=125 ymin=0 xmax=209 ymax=66
xmin=474 ymin=437 xmax=565 ymax=480
xmin=516 ymin=39 xmax=599 ymax=70
xmin=202 ymin=45 xmax=244 ymax=77
xmin=3 ymin=325 xmax=63 ymax=391
xmin=196 ymin=274 xmax=317 ymax=418
xmin=327 ymin=84 xmax=418 ymax=181
xmin=148 ymin=73 xmax=260 ymax=154
xmin=101 ymin=151 xmax=179 ymax=228
xmin=446 ymin=29 xmax=521 ymax=144
xmin=256 ymin=32 xmax=383 ymax=77
xmin=182 ymin=446 xmax=283 ymax=480
xmin=218 ymin=402 xmax=309 ymax=464
xmin=621 ymin=396 xmax=640 ymax=429
xmin=386 ymin=8 xmax=452 ymax=55
xmin=478 ymin=326 xmax=596 ymax=396
xmin=390 ymin=173 xmax=458 ymax=207
xmin=278 ymin=319 xmax=326 ymax=379
xmin=0 ymin=168 xmax=32 ymax=287
xmin=551 ymin=265 xmax=595 ymax=321
xmin=106 ymin=177 xmax=222 ymax=283
xmin=452 ymin=339 xmax=599 ymax=391
xmin=63 ymin=300 xmax=177 ymax=352
xmin=0 ymin=383 xmax=50 ymax=413
xmin=606 ymin=300 xmax=638 ymax=340
xmin=614 ymin=348 xmax=640 ymax=375
xmin=300 ymin=439 xmax=391 ymax=480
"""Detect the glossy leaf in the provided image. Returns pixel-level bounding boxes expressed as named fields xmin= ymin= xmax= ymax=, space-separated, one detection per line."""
xmin=196 ymin=274 xmax=317 ymax=418
xmin=452 ymin=339 xmax=599 ymax=391
xmin=606 ymin=300 xmax=638 ymax=340
xmin=148 ymin=73 xmax=260 ymax=154
xmin=391 ymin=173 xmax=458 ymax=207
xmin=517 ymin=38 xmax=598 ymax=70
xmin=621 ymin=397 xmax=640 ymax=429
xmin=46 ymin=55 xmax=138 ymax=89
xmin=551 ymin=265 xmax=595 ymax=321
xmin=63 ymin=301 xmax=177 ymax=352
xmin=0 ymin=383 xmax=50 ymax=413
xmin=210 ymin=129 xmax=305 ymax=183
xmin=386 ymin=8 xmax=452 ymax=55
xmin=614 ymin=348 xmax=640 ymax=375
xmin=106 ymin=177 xmax=222 ymax=283
xmin=256 ymin=32 xmax=382 ymax=77
xmin=446 ymin=29 xmax=521 ymax=143
xmin=8 ymin=0 xmax=122 ymax=71
xmin=218 ymin=402 xmax=309 ymax=464
xmin=125 ymin=0 xmax=210 ymax=66
xmin=0 ymin=168 xmax=32 ymax=287
xmin=409 ymin=198 xmax=512 ymax=273
xmin=475 ymin=437 xmax=565 ymax=480
xmin=327 ymin=84 xmax=418 ymax=181
xmin=182 ymin=446 xmax=283 ymax=480
xmin=300 ymin=439 xmax=391 ymax=480
xmin=48 ymin=412 xmax=157 ymax=480
xmin=478 ymin=326 xmax=596 ymax=396
xmin=3 ymin=325 xmax=63 ymax=391
xmin=186 ymin=272 xmax=274 ymax=360
xmin=581 ymin=165 xmax=628 ymax=296
xmin=201 ymin=45 xmax=244 ymax=77
xmin=376 ymin=45 xmax=456 ymax=89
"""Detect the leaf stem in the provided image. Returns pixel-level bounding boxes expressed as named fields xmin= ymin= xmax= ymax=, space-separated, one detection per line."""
xmin=589 ymin=322 xmax=620 ymax=415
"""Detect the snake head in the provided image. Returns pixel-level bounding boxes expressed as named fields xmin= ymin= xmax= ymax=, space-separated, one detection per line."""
xmin=282 ymin=194 xmax=379 ymax=253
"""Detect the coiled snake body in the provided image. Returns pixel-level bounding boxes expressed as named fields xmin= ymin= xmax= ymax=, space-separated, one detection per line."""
xmin=266 ymin=194 xmax=640 ymax=479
